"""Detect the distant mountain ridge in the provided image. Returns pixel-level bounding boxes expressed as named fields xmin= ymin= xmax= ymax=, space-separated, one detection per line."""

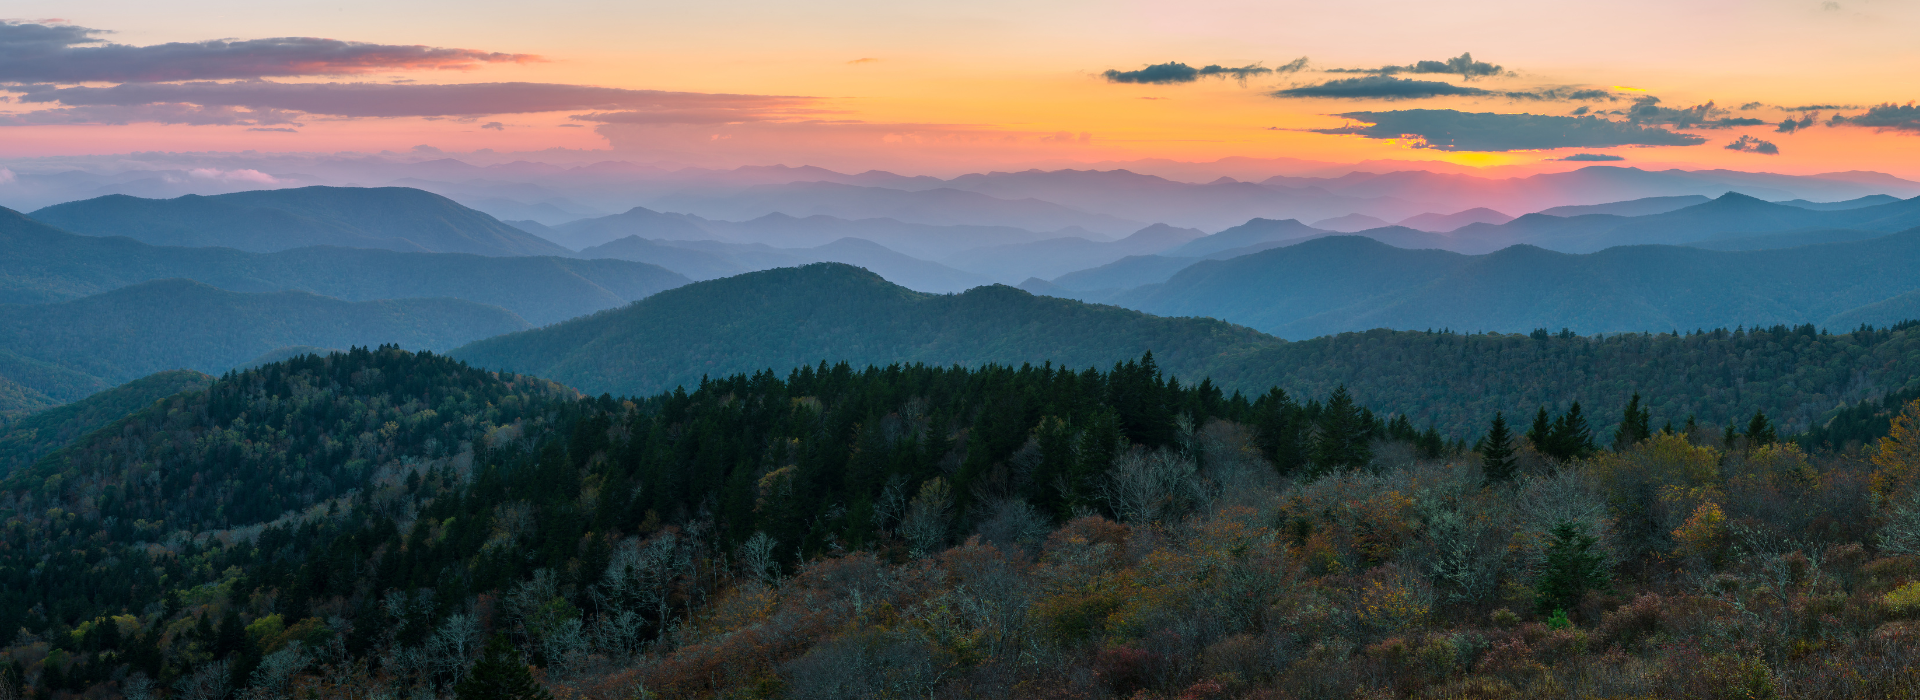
xmin=0 ymin=206 xmax=689 ymax=325
xmin=31 ymin=186 xmax=572 ymax=257
xmin=1109 ymin=230 xmax=1920 ymax=338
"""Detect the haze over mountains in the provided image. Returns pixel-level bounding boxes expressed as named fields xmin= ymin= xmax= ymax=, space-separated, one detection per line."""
xmin=3 ymin=156 xmax=1919 ymax=441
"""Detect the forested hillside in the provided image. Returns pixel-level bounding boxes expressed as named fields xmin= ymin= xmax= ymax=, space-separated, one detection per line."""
xmin=0 ymin=279 xmax=530 ymax=400
xmin=31 ymin=187 xmax=571 ymax=257
xmin=6 ymin=346 xmax=1920 ymax=699
xmin=0 ymin=207 xmax=689 ymax=325
xmin=450 ymin=263 xmax=1273 ymax=398
xmin=0 ymin=369 xmax=211 ymax=474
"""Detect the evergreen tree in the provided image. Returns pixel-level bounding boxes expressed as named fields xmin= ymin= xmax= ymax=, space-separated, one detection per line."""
xmin=1723 ymin=423 xmax=1738 ymax=449
xmin=1546 ymin=402 xmax=1597 ymax=461
xmin=1252 ymin=388 xmax=1308 ymax=475
xmin=1311 ymin=385 xmax=1372 ymax=474
xmin=1747 ymin=410 xmax=1777 ymax=448
xmin=1535 ymin=520 xmax=1609 ymax=615
xmin=1613 ymin=393 xmax=1651 ymax=449
xmin=456 ymin=636 xmax=553 ymax=700
xmin=1527 ymin=406 xmax=1553 ymax=453
xmin=1481 ymin=412 xmax=1517 ymax=484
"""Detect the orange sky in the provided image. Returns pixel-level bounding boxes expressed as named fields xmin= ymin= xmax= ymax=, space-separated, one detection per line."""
xmin=2 ymin=0 xmax=1917 ymax=176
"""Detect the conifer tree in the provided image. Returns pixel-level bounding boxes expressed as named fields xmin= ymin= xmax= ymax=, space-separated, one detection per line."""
xmin=1547 ymin=401 xmax=1597 ymax=460
xmin=456 ymin=636 xmax=553 ymax=700
xmin=1747 ymin=410 xmax=1777 ymax=448
xmin=1535 ymin=520 xmax=1608 ymax=615
xmin=1311 ymin=385 xmax=1372 ymax=473
xmin=1481 ymin=412 xmax=1517 ymax=484
xmin=1613 ymin=393 xmax=1651 ymax=449
xmin=1527 ymin=406 xmax=1553 ymax=452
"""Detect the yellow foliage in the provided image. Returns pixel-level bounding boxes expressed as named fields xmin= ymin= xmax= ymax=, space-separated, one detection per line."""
xmin=1590 ymin=432 xmax=1722 ymax=489
xmin=1673 ymin=501 xmax=1730 ymax=562
xmin=1886 ymin=581 xmax=1920 ymax=616
xmin=1872 ymin=399 xmax=1920 ymax=506
xmin=1357 ymin=568 xmax=1431 ymax=631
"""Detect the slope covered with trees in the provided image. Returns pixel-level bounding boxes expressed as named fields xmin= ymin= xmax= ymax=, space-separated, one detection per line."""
xmin=451 ymin=263 xmax=1273 ymax=398
xmin=0 ymin=369 xmax=212 ymax=475
xmin=0 ymin=207 xmax=689 ymax=325
xmin=6 ymin=346 xmax=1920 ymax=700
xmin=31 ymin=187 xmax=572 ymax=257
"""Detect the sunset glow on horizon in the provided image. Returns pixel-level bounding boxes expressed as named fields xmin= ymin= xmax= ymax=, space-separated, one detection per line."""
xmin=2 ymin=0 xmax=1918 ymax=177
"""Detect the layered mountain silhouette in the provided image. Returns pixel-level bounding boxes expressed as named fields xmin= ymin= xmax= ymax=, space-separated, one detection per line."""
xmin=0 ymin=279 xmax=530 ymax=399
xmin=32 ymin=186 xmax=571 ymax=257
xmin=579 ymin=235 xmax=990 ymax=293
xmin=1106 ymin=230 xmax=1920 ymax=338
xmin=0 ymin=206 xmax=688 ymax=325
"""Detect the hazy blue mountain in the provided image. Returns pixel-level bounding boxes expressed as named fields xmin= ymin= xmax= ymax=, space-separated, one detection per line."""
xmin=0 ymin=278 xmax=531 ymax=398
xmin=1262 ymin=166 xmax=1919 ymax=215
xmin=0 ymin=206 xmax=689 ymax=325
xmin=1051 ymin=254 xmax=1199 ymax=292
xmin=942 ymin=223 xmax=1206 ymax=281
xmin=0 ymin=369 xmax=212 ymax=475
xmin=1776 ymin=194 xmax=1903 ymax=211
xmin=450 ymin=263 xmax=1273 ymax=397
xmin=1112 ymin=230 xmax=1920 ymax=338
xmin=1310 ymin=213 xmax=1394 ymax=232
xmin=1688 ymin=228 xmax=1893 ymax=251
xmin=1448 ymin=192 xmax=1920 ymax=253
xmin=546 ymin=206 xmax=718 ymax=250
xmin=31 ymin=186 xmax=572 ymax=257
xmin=642 ymin=181 xmax=1145 ymax=235
xmin=1824 ymin=289 xmax=1920 ymax=330
xmin=581 ymin=235 xmax=990 ymax=292
xmin=237 ymin=346 xmax=344 ymax=370
xmin=1396 ymin=207 xmax=1512 ymax=232
xmin=1535 ymin=195 xmax=1709 ymax=218
xmin=578 ymin=236 xmax=749 ymax=280
xmin=928 ymin=168 xmax=1423 ymax=232
xmin=1162 ymin=218 xmax=1327 ymax=258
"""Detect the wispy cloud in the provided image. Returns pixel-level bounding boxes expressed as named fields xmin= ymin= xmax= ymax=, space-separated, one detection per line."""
xmin=1554 ymin=153 xmax=1625 ymax=161
xmin=1311 ymin=109 xmax=1708 ymax=151
xmin=0 ymin=21 xmax=537 ymax=83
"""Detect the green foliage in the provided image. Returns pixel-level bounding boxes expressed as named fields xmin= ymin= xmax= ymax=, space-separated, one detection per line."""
xmin=1310 ymin=385 xmax=1372 ymax=473
xmin=1614 ymin=393 xmax=1651 ymax=449
xmin=1536 ymin=520 xmax=1609 ymax=615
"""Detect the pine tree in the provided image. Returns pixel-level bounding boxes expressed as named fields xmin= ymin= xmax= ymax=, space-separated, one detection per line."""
xmin=1547 ymin=402 xmax=1596 ymax=460
xmin=1252 ymin=388 xmax=1307 ymax=475
xmin=456 ymin=636 xmax=553 ymax=700
xmin=1481 ymin=412 xmax=1517 ymax=484
xmin=1311 ymin=385 xmax=1372 ymax=474
xmin=1527 ymin=406 xmax=1553 ymax=452
xmin=1535 ymin=520 xmax=1609 ymax=615
xmin=1747 ymin=410 xmax=1776 ymax=448
xmin=1613 ymin=393 xmax=1651 ymax=450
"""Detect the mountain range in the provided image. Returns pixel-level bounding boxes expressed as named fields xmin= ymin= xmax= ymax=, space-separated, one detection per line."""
xmin=0 ymin=206 xmax=688 ymax=324
xmin=32 ymin=186 xmax=571 ymax=257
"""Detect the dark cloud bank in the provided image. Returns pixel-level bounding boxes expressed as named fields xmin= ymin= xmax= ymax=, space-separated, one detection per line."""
xmin=1102 ymin=58 xmax=1306 ymax=84
xmin=1313 ymin=109 xmax=1708 ymax=151
xmin=0 ymin=21 xmax=534 ymax=83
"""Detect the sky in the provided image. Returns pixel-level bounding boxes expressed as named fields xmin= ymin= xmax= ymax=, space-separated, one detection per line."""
xmin=3 ymin=0 xmax=1919 ymax=176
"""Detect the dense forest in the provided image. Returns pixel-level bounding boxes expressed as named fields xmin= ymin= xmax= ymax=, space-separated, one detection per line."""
xmin=4 ymin=346 xmax=1920 ymax=699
